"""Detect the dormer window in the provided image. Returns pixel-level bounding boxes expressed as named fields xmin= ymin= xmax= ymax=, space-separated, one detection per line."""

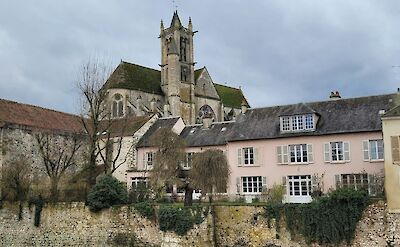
xmin=280 ymin=114 xmax=315 ymax=132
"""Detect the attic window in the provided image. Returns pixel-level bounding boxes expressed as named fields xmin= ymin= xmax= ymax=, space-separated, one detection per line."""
xmin=221 ymin=127 xmax=227 ymax=132
xmin=378 ymin=110 xmax=386 ymax=115
xmin=280 ymin=114 xmax=315 ymax=133
xmin=190 ymin=128 xmax=196 ymax=134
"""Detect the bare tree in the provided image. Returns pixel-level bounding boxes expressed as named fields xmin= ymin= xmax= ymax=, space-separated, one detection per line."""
xmin=77 ymin=59 xmax=128 ymax=182
xmin=189 ymin=149 xmax=230 ymax=203
xmin=150 ymin=128 xmax=191 ymax=204
xmin=0 ymin=155 xmax=31 ymax=220
xmin=35 ymin=132 xmax=82 ymax=201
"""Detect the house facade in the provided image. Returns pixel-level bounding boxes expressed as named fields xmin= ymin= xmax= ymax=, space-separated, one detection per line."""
xmin=382 ymin=104 xmax=400 ymax=212
xmin=130 ymin=93 xmax=399 ymax=203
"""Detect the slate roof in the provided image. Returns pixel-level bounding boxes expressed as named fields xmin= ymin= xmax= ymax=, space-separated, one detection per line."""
xmin=105 ymin=62 xmax=247 ymax=109
xmin=382 ymin=104 xmax=400 ymax=118
xmin=229 ymin=93 xmax=398 ymax=141
xmin=214 ymin=84 xmax=249 ymax=108
xmin=104 ymin=61 xmax=163 ymax=95
xmin=180 ymin=122 xmax=235 ymax=147
xmin=100 ymin=115 xmax=153 ymax=138
xmin=136 ymin=117 xmax=180 ymax=147
xmin=0 ymin=98 xmax=83 ymax=133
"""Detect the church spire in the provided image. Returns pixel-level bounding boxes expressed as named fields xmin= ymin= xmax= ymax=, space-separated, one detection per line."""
xmin=170 ymin=10 xmax=182 ymax=28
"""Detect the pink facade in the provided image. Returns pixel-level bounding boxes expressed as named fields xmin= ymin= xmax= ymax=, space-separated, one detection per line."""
xmin=226 ymin=132 xmax=384 ymax=202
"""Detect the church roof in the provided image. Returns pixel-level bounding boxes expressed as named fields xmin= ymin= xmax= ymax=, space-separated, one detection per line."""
xmin=106 ymin=62 xmax=248 ymax=109
xmin=170 ymin=11 xmax=182 ymax=28
xmin=104 ymin=61 xmax=163 ymax=95
xmin=0 ymin=98 xmax=83 ymax=133
xmin=214 ymin=84 xmax=250 ymax=108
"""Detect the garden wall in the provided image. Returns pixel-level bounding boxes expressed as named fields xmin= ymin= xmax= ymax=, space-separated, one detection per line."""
xmin=0 ymin=201 xmax=399 ymax=246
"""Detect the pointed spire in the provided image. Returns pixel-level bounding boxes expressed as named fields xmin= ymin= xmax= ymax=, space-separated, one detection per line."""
xmin=170 ymin=10 xmax=182 ymax=28
xmin=160 ymin=19 xmax=164 ymax=30
xmin=188 ymin=17 xmax=193 ymax=31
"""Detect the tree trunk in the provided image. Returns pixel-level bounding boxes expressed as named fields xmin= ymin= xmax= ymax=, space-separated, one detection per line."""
xmin=184 ymin=185 xmax=193 ymax=206
xmin=50 ymin=177 xmax=59 ymax=201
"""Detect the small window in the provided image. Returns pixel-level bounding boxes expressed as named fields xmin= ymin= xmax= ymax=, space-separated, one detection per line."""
xmin=111 ymin=93 xmax=124 ymax=118
xmin=243 ymin=147 xmax=254 ymax=165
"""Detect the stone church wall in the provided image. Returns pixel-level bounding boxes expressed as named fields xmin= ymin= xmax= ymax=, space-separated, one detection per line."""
xmin=0 ymin=201 xmax=399 ymax=246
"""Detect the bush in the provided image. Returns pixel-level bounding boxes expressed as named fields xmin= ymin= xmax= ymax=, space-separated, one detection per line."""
xmin=158 ymin=205 xmax=206 ymax=235
xmin=86 ymin=174 xmax=127 ymax=212
xmin=133 ymin=202 xmax=154 ymax=219
xmin=264 ymin=187 xmax=369 ymax=245
xmin=128 ymin=183 xmax=151 ymax=203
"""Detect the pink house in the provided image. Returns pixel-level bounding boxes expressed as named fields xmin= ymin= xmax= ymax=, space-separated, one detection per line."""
xmin=127 ymin=93 xmax=398 ymax=203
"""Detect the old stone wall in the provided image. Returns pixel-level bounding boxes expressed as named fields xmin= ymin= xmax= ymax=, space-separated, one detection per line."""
xmin=0 ymin=201 xmax=399 ymax=247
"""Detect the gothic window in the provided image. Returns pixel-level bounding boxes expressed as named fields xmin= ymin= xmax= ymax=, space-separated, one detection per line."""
xmin=197 ymin=105 xmax=215 ymax=123
xmin=112 ymin=93 xmax=124 ymax=118
xmin=180 ymin=37 xmax=187 ymax=62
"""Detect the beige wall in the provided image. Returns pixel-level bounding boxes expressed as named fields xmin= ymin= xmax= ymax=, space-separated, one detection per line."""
xmin=383 ymin=117 xmax=400 ymax=212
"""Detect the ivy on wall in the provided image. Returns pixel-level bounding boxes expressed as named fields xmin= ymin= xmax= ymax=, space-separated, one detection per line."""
xmin=264 ymin=188 xmax=369 ymax=245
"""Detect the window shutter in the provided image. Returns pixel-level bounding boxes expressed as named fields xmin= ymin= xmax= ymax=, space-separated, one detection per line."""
xmin=236 ymin=177 xmax=241 ymax=194
xmin=362 ymin=140 xmax=370 ymax=161
xmin=282 ymin=145 xmax=289 ymax=164
xmin=262 ymin=176 xmax=267 ymax=192
xmin=143 ymin=153 xmax=147 ymax=170
xmin=311 ymin=175 xmax=318 ymax=192
xmin=277 ymin=146 xmax=282 ymax=164
xmin=254 ymin=148 xmax=259 ymax=165
xmin=282 ymin=176 xmax=287 ymax=195
xmin=344 ymin=142 xmax=350 ymax=161
xmin=391 ymin=136 xmax=400 ymax=164
xmin=307 ymin=144 xmax=314 ymax=163
xmin=334 ymin=174 xmax=341 ymax=189
xmin=324 ymin=143 xmax=331 ymax=163
xmin=237 ymin=148 xmax=243 ymax=166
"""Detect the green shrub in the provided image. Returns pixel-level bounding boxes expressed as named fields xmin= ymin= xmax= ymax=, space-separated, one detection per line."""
xmin=264 ymin=188 xmax=369 ymax=245
xmin=133 ymin=202 xmax=154 ymax=219
xmin=86 ymin=174 xmax=127 ymax=212
xmin=158 ymin=205 xmax=206 ymax=235
xmin=128 ymin=183 xmax=151 ymax=203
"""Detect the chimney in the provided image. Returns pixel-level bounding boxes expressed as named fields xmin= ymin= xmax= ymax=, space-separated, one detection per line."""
xmin=241 ymin=100 xmax=248 ymax=114
xmin=202 ymin=113 xmax=213 ymax=129
xmin=150 ymin=98 xmax=157 ymax=113
xmin=329 ymin=91 xmax=341 ymax=100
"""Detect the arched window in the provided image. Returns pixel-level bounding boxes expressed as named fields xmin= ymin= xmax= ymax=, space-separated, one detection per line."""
xmin=197 ymin=105 xmax=215 ymax=123
xmin=112 ymin=93 xmax=124 ymax=118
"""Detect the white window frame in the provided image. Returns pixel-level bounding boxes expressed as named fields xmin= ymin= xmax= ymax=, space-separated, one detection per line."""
xmin=286 ymin=175 xmax=312 ymax=203
xmin=278 ymin=144 xmax=313 ymax=165
xmin=131 ymin=177 xmax=148 ymax=190
xmin=363 ymin=140 xmax=384 ymax=161
xmin=280 ymin=114 xmax=315 ymax=133
xmin=182 ymin=152 xmax=194 ymax=170
xmin=238 ymin=147 xmax=259 ymax=166
xmin=144 ymin=152 xmax=154 ymax=170
xmin=324 ymin=141 xmax=350 ymax=163
xmin=241 ymin=176 xmax=265 ymax=194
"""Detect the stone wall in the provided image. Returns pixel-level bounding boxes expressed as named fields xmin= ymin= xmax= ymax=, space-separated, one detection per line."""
xmin=0 ymin=201 xmax=399 ymax=247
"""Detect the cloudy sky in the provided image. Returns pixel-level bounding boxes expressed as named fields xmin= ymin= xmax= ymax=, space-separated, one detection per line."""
xmin=0 ymin=1 xmax=399 ymax=114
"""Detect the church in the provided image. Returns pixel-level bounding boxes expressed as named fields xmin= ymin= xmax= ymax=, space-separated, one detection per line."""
xmin=103 ymin=11 xmax=249 ymax=124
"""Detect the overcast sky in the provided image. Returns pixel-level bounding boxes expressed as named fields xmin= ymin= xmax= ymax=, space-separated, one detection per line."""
xmin=0 ymin=1 xmax=399 ymax=114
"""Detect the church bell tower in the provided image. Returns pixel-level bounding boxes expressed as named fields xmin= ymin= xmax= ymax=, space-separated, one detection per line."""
xmin=159 ymin=11 xmax=196 ymax=124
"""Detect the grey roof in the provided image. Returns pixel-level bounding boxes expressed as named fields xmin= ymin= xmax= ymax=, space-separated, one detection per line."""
xmin=229 ymin=93 xmax=398 ymax=141
xmin=136 ymin=117 xmax=180 ymax=147
xmin=382 ymin=104 xmax=400 ymax=118
xmin=180 ymin=122 xmax=235 ymax=147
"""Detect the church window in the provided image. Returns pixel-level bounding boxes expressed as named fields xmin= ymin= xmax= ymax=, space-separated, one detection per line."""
xmin=180 ymin=37 xmax=187 ymax=62
xmin=112 ymin=93 xmax=124 ymax=118
xmin=181 ymin=66 xmax=189 ymax=82
xmin=197 ymin=105 xmax=215 ymax=123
